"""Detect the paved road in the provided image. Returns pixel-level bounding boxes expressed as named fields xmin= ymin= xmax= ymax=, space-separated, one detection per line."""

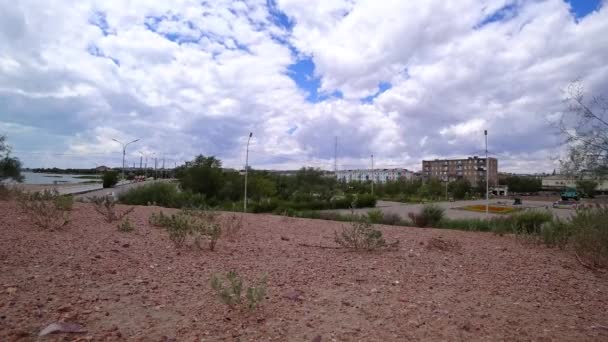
xmin=333 ymin=199 xmax=575 ymax=220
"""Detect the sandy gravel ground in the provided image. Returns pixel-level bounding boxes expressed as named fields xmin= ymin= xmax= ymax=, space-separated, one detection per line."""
xmin=1 ymin=200 xmax=607 ymax=341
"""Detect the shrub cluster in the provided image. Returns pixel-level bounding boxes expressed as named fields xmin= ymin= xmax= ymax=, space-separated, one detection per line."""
xmin=210 ymin=271 xmax=267 ymax=310
xmin=102 ymin=170 xmax=119 ymax=188
xmin=566 ymin=205 xmax=608 ymax=268
xmin=249 ymin=193 xmax=378 ymax=213
xmin=408 ymin=204 xmax=445 ymax=227
xmin=119 ymin=182 xmax=206 ymax=208
xmin=334 ymin=220 xmax=399 ymax=251
xmin=117 ymin=217 xmax=135 ymax=232
xmin=17 ymin=189 xmax=72 ymax=230
xmin=91 ymin=196 xmax=135 ymax=223
xmin=149 ymin=209 xmax=221 ymax=250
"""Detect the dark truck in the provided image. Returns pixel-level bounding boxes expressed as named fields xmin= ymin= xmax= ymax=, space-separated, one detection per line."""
xmin=560 ymin=188 xmax=580 ymax=201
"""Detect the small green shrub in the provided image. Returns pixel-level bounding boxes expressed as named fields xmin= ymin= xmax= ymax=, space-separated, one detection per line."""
xmin=334 ymin=220 xmax=398 ymax=251
xmin=102 ymin=171 xmax=119 ymax=188
xmin=367 ymin=209 xmax=384 ymax=224
xmin=422 ymin=204 xmax=445 ymax=226
xmin=152 ymin=208 xmax=222 ymax=250
xmin=569 ymin=206 xmax=608 ymax=268
xmin=222 ymin=214 xmax=243 ymax=241
xmin=54 ymin=195 xmax=74 ymax=211
xmin=91 ymin=196 xmax=135 ymax=223
xmin=17 ymin=189 xmax=71 ymax=230
xmin=149 ymin=211 xmax=172 ymax=227
xmin=437 ymin=218 xmax=490 ymax=231
xmin=409 ymin=204 xmax=445 ymax=227
xmin=119 ymin=182 xmax=207 ymax=209
xmin=210 ymin=271 xmax=267 ymax=310
xmin=512 ymin=210 xmax=553 ymax=234
xmin=540 ymin=219 xmax=571 ymax=248
xmin=118 ymin=217 xmax=135 ymax=232
xmin=355 ymin=194 xmax=377 ymax=208
xmin=380 ymin=212 xmax=404 ymax=226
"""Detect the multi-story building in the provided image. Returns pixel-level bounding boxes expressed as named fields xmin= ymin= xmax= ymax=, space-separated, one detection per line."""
xmin=422 ymin=156 xmax=498 ymax=186
xmin=336 ymin=168 xmax=414 ymax=183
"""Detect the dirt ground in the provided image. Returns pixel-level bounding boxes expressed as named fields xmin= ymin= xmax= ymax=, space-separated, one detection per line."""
xmin=1 ymin=200 xmax=607 ymax=341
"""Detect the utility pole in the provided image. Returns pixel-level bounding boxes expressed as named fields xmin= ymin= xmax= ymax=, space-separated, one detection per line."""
xmin=162 ymin=155 xmax=165 ymax=179
xmin=485 ymin=130 xmax=489 ymax=219
xmin=445 ymin=180 xmax=449 ymax=201
xmin=371 ymin=154 xmax=374 ymax=196
xmin=334 ymin=136 xmax=338 ymax=172
xmin=154 ymin=157 xmax=158 ymax=179
xmin=139 ymin=155 xmax=143 ymax=170
xmin=244 ymin=132 xmax=253 ymax=212
xmin=112 ymin=138 xmax=139 ymax=182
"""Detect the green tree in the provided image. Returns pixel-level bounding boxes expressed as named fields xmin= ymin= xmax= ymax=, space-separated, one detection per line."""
xmin=504 ymin=176 xmax=541 ymax=193
xmin=559 ymin=82 xmax=607 ymax=177
xmin=0 ymin=136 xmax=23 ymax=182
xmin=576 ymin=179 xmax=598 ymax=198
xmin=178 ymin=155 xmax=224 ymax=198
xmin=249 ymin=173 xmax=277 ymax=200
xmin=102 ymin=170 xmax=119 ymax=188
xmin=449 ymin=179 xmax=471 ymax=200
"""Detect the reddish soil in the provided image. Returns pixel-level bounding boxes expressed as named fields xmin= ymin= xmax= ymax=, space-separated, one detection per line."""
xmin=1 ymin=200 xmax=607 ymax=341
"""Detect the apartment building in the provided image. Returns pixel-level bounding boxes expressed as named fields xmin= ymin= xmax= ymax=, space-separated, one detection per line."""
xmin=336 ymin=168 xmax=414 ymax=183
xmin=422 ymin=156 xmax=498 ymax=186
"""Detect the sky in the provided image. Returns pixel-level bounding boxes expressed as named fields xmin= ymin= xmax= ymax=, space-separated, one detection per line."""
xmin=0 ymin=0 xmax=607 ymax=173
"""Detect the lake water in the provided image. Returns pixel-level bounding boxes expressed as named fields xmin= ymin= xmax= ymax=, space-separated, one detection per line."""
xmin=20 ymin=172 xmax=101 ymax=185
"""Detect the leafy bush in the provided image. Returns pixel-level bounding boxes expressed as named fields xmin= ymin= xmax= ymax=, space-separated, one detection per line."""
xmin=119 ymin=182 xmax=206 ymax=209
xmin=222 ymin=214 xmax=243 ymax=241
xmin=512 ymin=210 xmax=553 ymax=234
xmin=380 ymin=212 xmax=405 ymax=226
xmin=540 ymin=219 xmax=571 ymax=248
xmin=210 ymin=271 xmax=267 ymax=310
xmin=151 ymin=208 xmax=222 ymax=250
xmin=250 ymin=198 xmax=281 ymax=213
xmin=118 ymin=217 xmax=135 ymax=232
xmin=569 ymin=206 xmax=608 ymax=268
xmin=91 ymin=196 xmax=135 ymax=223
xmin=409 ymin=204 xmax=445 ymax=227
xmin=437 ymin=218 xmax=491 ymax=231
xmin=17 ymin=189 xmax=71 ymax=230
xmin=102 ymin=171 xmax=119 ymax=188
xmin=366 ymin=209 xmax=384 ymax=223
xmin=54 ymin=195 xmax=74 ymax=211
xmin=422 ymin=204 xmax=445 ymax=226
xmin=334 ymin=220 xmax=398 ymax=251
xmin=149 ymin=211 xmax=172 ymax=227
xmin=355 ymin=194 xmax=377 ymax=208
xmin=120 ymin=182 xmax=179 ymax=206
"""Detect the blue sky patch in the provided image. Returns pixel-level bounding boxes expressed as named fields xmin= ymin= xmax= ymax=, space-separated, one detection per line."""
xmin=267 ymin=0 xmax=294 ymax=31
xmin=287 ymin=57 xmax=344 ymax=102
xmin=565 ymin=0 xmax=602 ymax=19
xmin=361 ymin=82 xmax=392 ymax=104
xmin=475 ymin=2 xmax=518 ymax=29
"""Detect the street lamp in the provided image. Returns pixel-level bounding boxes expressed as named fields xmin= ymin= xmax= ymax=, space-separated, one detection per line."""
xmin=112 ymin=138 xmax=139 ymax=182
xmin=244 ymin=132 xmax=253 ymax=212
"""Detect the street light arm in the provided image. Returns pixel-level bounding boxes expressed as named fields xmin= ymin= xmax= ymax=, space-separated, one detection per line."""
xmin=126 ymin=139 xmax=140 ymax=147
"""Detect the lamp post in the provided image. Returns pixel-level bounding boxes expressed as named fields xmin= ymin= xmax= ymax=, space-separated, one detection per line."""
xmin=485 ymin=130 xmax=489 ymax=219
xmin=244 ymin=132 xmax=253 ymax=213
xmin=112 ymin=138 xmax=139 ymax=182
xmin=371 ymin=154 xmax=374 ymax=196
